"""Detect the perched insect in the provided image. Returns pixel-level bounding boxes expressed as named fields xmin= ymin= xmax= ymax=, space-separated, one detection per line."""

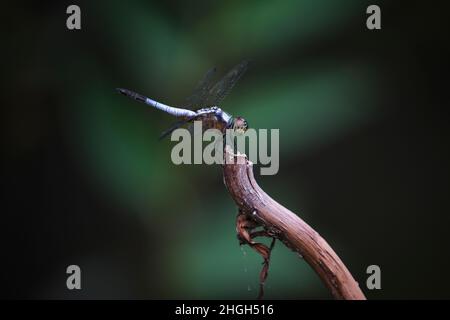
xmin=117 ymin=60 xmax=249 ymax=139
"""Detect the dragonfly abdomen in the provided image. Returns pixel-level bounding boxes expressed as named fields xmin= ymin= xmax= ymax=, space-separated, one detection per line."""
xmin=117 ymin=88 xmax=147 ymax=103
xmin=146 ymin=97 xmax=196 ymax=117
xmin=117 ymin=88 xmax=196 ymax=118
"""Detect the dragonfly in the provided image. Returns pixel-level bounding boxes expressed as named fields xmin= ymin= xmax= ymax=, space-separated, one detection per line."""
xmin=117 ymin=60 xmax=250 ymax=139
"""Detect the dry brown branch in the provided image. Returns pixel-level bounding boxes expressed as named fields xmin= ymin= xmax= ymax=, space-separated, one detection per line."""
xmin=222 ymin=146 xmax=366 ymax=300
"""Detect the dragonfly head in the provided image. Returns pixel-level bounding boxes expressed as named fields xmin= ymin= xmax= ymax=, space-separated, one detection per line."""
xmin=232 ymin=117 xmax=248 ymax=135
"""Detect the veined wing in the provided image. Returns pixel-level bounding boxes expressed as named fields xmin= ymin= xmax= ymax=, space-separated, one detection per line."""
xmin=205 ymin=60 xmax=250 ymax=107
xmin=185 ymin=66 xmax=217 ymax=109
xmin=159 ymin=117 xmax=194 ymax=140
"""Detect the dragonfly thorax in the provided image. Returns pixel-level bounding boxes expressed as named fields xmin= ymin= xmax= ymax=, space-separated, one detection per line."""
xmin=195 ymin=106 xmax=233 ymax=127
xmin=196 ymin=107 xmax=247 ymax=134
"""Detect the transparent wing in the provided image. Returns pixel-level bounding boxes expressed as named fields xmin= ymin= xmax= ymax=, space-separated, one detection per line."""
xmin=205 ymin=60 xmax=250 ymax=106
xmin=159 ymin=118 xmax=189 ymax=140
xmin=184 ymin=66 xmax=217 ymax=109
xmin=159 ymin=114 xmax=200 ymax=140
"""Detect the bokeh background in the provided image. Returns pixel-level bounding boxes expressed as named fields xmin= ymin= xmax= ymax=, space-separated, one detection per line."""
xmin=2 ymin=0 xmax=450 ymax=299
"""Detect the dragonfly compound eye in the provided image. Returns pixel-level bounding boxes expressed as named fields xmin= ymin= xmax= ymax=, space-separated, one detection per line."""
xmin=233 ymin=117 xmax=248 ymax=134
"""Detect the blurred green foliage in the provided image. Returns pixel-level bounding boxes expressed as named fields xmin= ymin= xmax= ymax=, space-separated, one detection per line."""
xmin=61 ymin=0 xmax=383 ymax=299
xmin=11 ymin=0 xmax=430 ymax=299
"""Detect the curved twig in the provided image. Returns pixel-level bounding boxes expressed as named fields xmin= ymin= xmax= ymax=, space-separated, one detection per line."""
xmin=222 ymin=146 xmax=366 ymax=300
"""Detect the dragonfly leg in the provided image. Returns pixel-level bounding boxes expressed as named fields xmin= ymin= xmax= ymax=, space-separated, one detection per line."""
xmin=236 ymin=210 xmax=276 ymax=299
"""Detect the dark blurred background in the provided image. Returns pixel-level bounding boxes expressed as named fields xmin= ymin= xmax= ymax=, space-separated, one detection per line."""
xmin=2 ymin=0 xmax=450 ymax=299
